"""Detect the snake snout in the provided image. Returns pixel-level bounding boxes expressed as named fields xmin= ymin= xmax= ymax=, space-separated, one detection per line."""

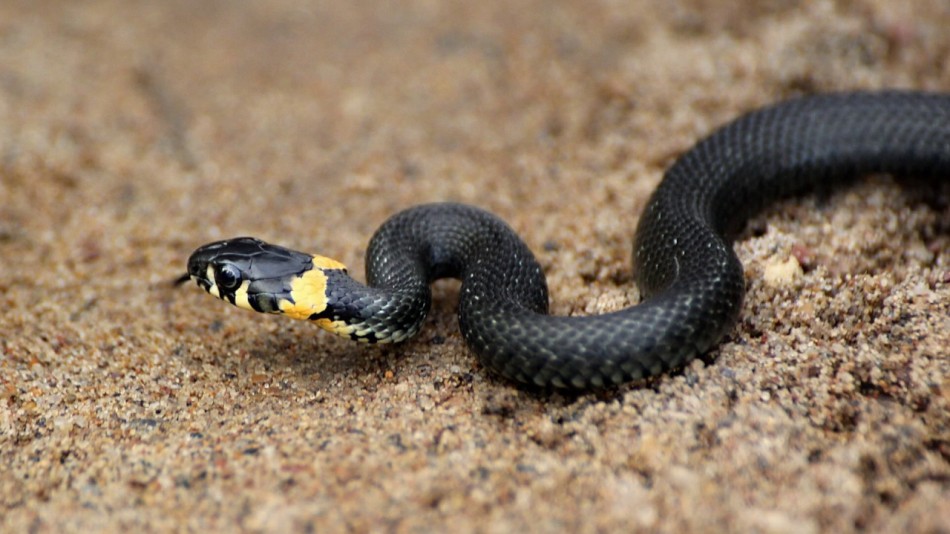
xmin=184 ymin=237 xmax=259 ymax=297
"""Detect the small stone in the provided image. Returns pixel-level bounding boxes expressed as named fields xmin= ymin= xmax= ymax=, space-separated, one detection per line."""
xmin=763 ymin=256 xmax=803 ymax=287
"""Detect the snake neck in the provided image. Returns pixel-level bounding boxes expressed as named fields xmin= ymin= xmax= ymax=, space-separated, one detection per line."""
xmin=300 ymin=268 xmax=430 ymax=344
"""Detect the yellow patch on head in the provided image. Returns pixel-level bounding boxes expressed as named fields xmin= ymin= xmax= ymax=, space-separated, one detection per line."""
xmin=233 ymin=280 xmax=252 ymax=310
xmin=278 ymin=268 xmax=331 ymax=320
xmin=206 ymin=266 xmax=221 ymax=298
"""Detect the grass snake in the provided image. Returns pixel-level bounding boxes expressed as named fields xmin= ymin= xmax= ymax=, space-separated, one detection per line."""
xmin=182 ymin=91 xmax=950 ymax=389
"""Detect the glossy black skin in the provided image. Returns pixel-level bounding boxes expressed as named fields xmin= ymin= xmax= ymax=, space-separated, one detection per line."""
xmin=366 ymin=92 xmax=950 ymax=388
xmin=184 ymin=92 xmax=950 ymax=389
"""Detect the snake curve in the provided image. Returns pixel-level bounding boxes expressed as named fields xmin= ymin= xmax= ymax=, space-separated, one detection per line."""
xmin=184 ymin=91 xmax=950 ymax=389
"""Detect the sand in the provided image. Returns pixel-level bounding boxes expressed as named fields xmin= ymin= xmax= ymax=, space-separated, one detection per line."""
xmin=1 ymin=1 xmax=948 ymax=532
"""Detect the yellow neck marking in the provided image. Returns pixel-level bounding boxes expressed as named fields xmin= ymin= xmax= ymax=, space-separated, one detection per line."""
xmin=311 ymin=254 xmax=347 ymax=271
xmin=277 ymin=255 xmax=347 ymax=320
xmin=314 ymin=318 xmax=358 ymax=338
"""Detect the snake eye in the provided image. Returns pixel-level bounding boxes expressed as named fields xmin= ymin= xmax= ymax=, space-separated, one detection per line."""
xmin=215 ymin=263 xmax=243 ymax=291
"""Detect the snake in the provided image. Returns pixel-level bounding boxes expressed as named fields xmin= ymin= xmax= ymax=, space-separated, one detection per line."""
xmin=181 ymin=91 xmax=950 ymax=389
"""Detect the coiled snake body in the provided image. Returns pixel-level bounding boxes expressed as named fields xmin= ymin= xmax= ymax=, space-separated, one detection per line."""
xmin=184 ymin=91 xmax=950 ymax=389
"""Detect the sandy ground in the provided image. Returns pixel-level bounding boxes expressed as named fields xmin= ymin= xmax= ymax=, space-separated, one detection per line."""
xmin=1 ymin=0 xmax=948 ymax=532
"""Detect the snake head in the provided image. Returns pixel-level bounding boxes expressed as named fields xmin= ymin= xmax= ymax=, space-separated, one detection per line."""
xmin=184 ymin=237 xmax=328 ymax=315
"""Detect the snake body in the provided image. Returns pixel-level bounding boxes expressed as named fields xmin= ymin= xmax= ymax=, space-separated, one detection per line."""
xmin=185 ymin=91 xmax=950 ymax=389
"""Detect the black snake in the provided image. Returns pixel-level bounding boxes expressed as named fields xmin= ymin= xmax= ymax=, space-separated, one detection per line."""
xmin=182 ymin=91 xmax=950 ymax=389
